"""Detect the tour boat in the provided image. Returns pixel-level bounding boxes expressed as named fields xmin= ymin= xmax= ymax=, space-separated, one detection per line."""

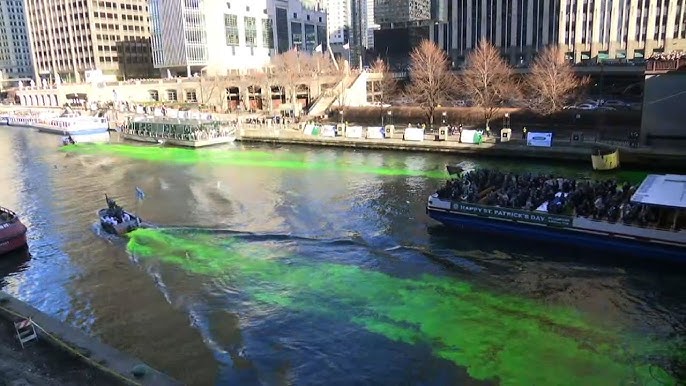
xmin=122 ymin=117 xmax=237 ymax=148
xmin=426 ymin=170 xmax=686 ymax=262
xmin=98 ymin=195 xmax=141 ymax=236
xmin=0 ymin=206 xmax=28 ymax=255
xmin=33 ymin=116 xmax=110 ymax=143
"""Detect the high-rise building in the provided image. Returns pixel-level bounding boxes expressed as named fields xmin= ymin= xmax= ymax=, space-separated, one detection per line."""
xmin=377 ymin=0 xmax=686 ymax=67
xmin=149 ymin=0 xmax=327 ymax=77
xmin=325 ymin=0 xmax=350 ymax=44
xmin=23 ymin=0 xmax=155 ymax=83
xmin=361 ymin=0 xmax=379 ymax=48
xmin=0 ymin=0 xmax=34 ymax=83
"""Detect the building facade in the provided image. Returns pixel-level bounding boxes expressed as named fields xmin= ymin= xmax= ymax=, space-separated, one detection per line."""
xmin=325 ymin=0 xmax=350 ymax=44
xmin=376 ymin=0 xmax=686 ymax=67
xmin=0 ymin=0 xmax=34 ymax=83
xmin=362 ymin=0 xmax=379 ymax=48
xmin=150 ymin=0 xmax=327 ymax=77
xmin=23 ymin=0 xmax=155 ymax=83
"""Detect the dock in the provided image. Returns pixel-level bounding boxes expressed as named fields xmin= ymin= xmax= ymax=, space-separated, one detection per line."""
xmin=236 ymin=128 xmax=686 ymax=170
xmin=0 ymin=291 xmax=181 ymax=386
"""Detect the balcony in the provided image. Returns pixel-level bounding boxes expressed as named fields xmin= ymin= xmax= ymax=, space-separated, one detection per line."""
xmin=645 ymin=52 xmax=686 ymax=74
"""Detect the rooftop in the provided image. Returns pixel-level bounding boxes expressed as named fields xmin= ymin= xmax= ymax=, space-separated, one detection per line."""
xmin=131 ymin=117 xmax=218 ymax=126
xmin=631 ymin=174 xmax=686 ymax=209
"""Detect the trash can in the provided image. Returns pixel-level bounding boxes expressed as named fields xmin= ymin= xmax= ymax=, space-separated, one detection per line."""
xmin=437 ymin=126 xmax=448 ymax=141
xmin=336 ymin=124 xmax=346 ymax=137
xmin=500 ymin=128 xmax=511 ymax=142
xmin=384 ymin=124 xmax=395 ymax=139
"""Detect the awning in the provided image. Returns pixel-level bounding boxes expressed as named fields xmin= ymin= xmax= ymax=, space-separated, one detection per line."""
xmin=631 ymin=174 xmax=686 ymax=209
xmin=65 ymin=93 xmax=87 ymax=100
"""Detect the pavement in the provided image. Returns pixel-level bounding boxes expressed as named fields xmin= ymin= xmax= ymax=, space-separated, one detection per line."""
xmin=236 ymin=127 xmax=686 ymax=170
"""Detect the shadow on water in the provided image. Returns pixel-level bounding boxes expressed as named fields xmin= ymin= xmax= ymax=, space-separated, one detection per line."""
xmin=0 ymin=248 xmax=32 ymax=289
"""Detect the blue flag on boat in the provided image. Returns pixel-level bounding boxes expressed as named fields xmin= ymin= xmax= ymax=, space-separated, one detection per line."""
xmin=135 ymin=187 xmax=145 ymax=201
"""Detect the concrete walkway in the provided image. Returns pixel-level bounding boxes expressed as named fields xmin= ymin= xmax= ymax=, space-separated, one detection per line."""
xmin=237 ymin=128 xmax=686 ymax=169
xmin=0 ymin=291 xmax=181 ymax=386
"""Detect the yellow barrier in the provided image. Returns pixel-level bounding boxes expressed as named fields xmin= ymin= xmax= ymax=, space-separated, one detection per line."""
xmin=591 ymin=149 xmax=620 ymax=171
xmin=0 ymin=304 xmax=143 ymax=386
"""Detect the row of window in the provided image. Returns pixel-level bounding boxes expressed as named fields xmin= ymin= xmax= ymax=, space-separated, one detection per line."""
xmin=224 ymin=15 xmax=274 ymax=49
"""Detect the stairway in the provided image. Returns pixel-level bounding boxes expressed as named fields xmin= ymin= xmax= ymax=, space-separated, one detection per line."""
xmin=307 ymin=73 xmax=361 ymax=117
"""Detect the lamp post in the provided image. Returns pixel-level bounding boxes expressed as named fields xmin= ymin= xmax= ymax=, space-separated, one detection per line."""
xmin=387 ymin=110 xmax=393 ymax=125
xmin=442 ymin=111 xmax=447 ymax=125
xmin=504 ymin=112 xmax=510 ymax=129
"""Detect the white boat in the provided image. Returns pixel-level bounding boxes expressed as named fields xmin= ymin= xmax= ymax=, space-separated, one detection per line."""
xmin=34 ymin=116 xmax=110 ymax=143
xmin=122 ymin=117 xmax=236 ymax=148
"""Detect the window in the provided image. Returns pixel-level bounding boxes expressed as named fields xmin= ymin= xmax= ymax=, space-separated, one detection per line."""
xmin=185 ymin=89 xmax=197 ymax=102
xmin=166 ymin=89 xmax=177 ymax=101
xmin=262 ymin=18 xmax=274 ymax=48
xmin=244 ymin=16 xmax=257 ymax=47
xmin=224 ymin=14 xmax=239 ymax=46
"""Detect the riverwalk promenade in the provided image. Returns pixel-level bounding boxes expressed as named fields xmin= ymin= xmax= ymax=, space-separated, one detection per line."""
xmin=0 ymin=290 xmax=180 ymax=386
xmin=237 ymin=127 xmax=686 ymax=170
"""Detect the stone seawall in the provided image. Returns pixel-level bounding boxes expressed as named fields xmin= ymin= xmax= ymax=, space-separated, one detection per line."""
xmin=236 ymin=129 xmax=686 ymax=170
xmin=0 ymin=291 xmax=181 ymax=386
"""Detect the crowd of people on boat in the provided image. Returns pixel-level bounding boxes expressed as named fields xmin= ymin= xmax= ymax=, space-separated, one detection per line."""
xmin=123 ymin=123 xmax=235 ymax=141
xmin=102 ymin=197 xmax=134 ymax=225
xmin=436 ymin=169 xmax=673 ymax=228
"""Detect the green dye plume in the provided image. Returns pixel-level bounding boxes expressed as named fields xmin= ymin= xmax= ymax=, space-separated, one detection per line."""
xmin=61 ymin=143 xmax=447 ymax=178
xmin=126 ymin=228 xmax=680 ymax=385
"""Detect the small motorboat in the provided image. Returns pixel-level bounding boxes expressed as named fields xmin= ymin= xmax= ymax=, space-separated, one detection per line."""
xmin=0 ymin=206 xmax=28 ymax=255
xmin=61 ymin=134 xmax=76 ymax=146
xmin=98 ymin=195 xmax=141 ymax=236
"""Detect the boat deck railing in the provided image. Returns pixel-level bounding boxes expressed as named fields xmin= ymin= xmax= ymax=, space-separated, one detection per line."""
xmin=123 ymin=126 xmax=237 ymax=141
xmin=0 ymin=207 xmax=19 ymax=223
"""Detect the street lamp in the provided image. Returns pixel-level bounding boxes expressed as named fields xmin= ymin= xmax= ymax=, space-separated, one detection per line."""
xmin=503 ymin=112 xmax=510 ymax=129
xmin=387 ymin=110 xmax=393 ymax=125
xmin=442 ymin=111 xmax=447 ymax=125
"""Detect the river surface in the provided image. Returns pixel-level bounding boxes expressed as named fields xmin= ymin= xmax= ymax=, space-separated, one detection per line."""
xmin=0 ymin=127 xmax=684 ymax=386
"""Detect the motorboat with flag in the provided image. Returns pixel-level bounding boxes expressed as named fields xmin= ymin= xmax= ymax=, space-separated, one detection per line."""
xmin=427 ymin=169 xmax=686 ymax=261
xmin=98 ymin=195 xmax=141 ymax=236
xmin=0 ymin=206 xmax=28 ymax=255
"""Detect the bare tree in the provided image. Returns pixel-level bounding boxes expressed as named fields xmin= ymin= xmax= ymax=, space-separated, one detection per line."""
xmin=460 ymin=38 xmax=520 ymax=129
xmin=405 ymin=40 xmax=458 ymax=126
xmin=198 ymin=75 xmax=226 ymax=108
xmin=526 ymin=46 xmax=587 ymax=115
xmin=371 ymin=57 xmax=398 ymax=122
xmin=271 ymin=49 xmax=310 ymax=116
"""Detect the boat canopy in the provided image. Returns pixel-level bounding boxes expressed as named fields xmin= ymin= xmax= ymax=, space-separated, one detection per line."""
xmin=631 ymin=174 xmax=686 ymax=209
xmin=129 ymin=117 xmax=221 ymax=135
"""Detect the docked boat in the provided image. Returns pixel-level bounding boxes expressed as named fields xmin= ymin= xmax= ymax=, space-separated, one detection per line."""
xmin=591 ymin=148 xmax=620 ymax=170
xmin=34 ymin=115 xmax=110 ymax=143
xmin=0 ymin=206 xmax=28 ymax=255
xmin=98 ymin=195 xmax=141 ymax=236
xmin=121 ymin=117 xmax=237 ymax=148
xmin=426 ymin=170 xmax=686 ymax=261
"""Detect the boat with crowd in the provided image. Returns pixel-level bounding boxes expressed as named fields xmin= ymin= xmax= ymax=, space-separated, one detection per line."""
xmin=427 ymin=168 xmax=686 ymax=261
xmin=0 ymin=206 xmax=28 ymax=255
xmin=121 ymin=117 xmax=237 ymax=148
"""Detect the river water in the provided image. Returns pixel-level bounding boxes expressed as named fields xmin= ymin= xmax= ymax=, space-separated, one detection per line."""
xmin=0 ymin=127 xmax=684 ymax=386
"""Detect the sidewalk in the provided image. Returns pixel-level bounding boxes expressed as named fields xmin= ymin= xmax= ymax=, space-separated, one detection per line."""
xmin=237 ymin=128 xmax=686 ymax=169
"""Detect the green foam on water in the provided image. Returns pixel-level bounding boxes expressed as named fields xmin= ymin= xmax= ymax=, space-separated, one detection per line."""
xmin=126 ymin=228 xmax=681 ymax=385
xmin=61 ymin=143 xmax=448 ymax=179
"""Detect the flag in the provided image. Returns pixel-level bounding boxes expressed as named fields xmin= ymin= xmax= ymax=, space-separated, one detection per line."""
xmin=343 ymin=43 xmax=350 ymax=50
xmin=135 ymin=187 xmax=145 ymax=201
xmin=314 ymin=44 xmax=323 ymax=53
